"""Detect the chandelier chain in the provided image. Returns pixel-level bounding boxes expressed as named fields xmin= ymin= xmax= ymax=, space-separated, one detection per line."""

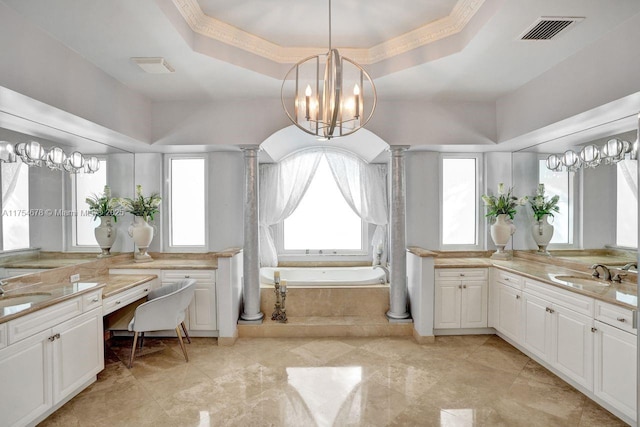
xmin=328 ymin=0 xmax=332 ymax=51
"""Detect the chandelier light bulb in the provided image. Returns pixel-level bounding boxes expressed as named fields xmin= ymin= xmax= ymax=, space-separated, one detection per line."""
xmin=546 ymin=154 xmax=562 ymax=171
xmin=0 ymin=141 xmax=16 ymax=163
xmin=579 ymin=144 xmax=600 ymax=168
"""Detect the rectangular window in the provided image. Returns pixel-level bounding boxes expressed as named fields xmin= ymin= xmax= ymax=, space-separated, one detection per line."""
xmin=539 ymin=160 xmax=574 ymax=245
xmin=170 ymin=157 xmax=206 ymax=247
xmin=441 ymin=157 xmax=478 ymax=246
xmin=2 ymin=161 xmax=30 ymax=251
xmin=616 ymin=160 xmax=637 ymax=248
xmin=73 ymin=159 xmax=107 ymax=246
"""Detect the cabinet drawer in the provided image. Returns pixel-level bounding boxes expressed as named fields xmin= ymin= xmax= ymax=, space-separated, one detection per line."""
xmin=8 ymin=297 xmax=82 ymax=344
xmin=436 ymin=268 xmax=487 ymax=280
xmin=0 ymin=322 xmax=6 ymax=349
xmin=523 ymin=279 xmax=594 ymax=317
xmin=161 ymin=270 xmax=215 ymax=283
xmin=595 ymin=300 xmax=636 ymax=335
xmin=103 ymin=283 xmax=151 ymax=315
xmin=82 ymin=290 xmax=102 ymax=313
xmin=494 ymin=269 xmax=523 ymax=288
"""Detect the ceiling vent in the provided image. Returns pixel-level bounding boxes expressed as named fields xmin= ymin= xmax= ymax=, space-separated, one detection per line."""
xmin=519 ymin=17 xmax=584 ymax=40
xmin=131 ymin=57 xmax=175 ymax=73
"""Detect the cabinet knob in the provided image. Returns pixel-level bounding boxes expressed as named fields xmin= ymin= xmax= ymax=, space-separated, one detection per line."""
xmin=591 ymin=327 xmax=598 ymax=333
xmin=504 ymin=277 xmax=510 ymax=281
xmin=515 ymin=295 xmax=520 ymax=299
xmin=91 ymin=297 xmax=99 ymax=303
xmin=185 ymin=275 xmax=190 ymax=278
xmin=144 ymin=288 xmax=149 ymax=292
xmin=115 ymin=301 xmax=121 ymax=305
xmin=48 ymin=335 xmax=56 ymax=342
xmin=460 ymin=273 xmax=465 ymax=277
xmin=617 ymin=317 xmax=626 ymax=323
xmin=545 ymin=307 xmax=555 ymax=314
xmin=458 ymin=285 xmax=462 ymax=289
xmin=462 ymin=284 xmax=467 ymax=289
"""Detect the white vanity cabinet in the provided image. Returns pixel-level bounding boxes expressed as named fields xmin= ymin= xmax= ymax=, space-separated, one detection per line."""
xmin=434 ymin=268 xmax=488 ymax=330
xmin=0 ymin=294 xmax=104 ymax=427
xmin=162 ymin=270 xmax=217 ymax=332
xmin=593 ymin=301 xmax=637 ymax=422
xmin=493 ymin=270 xmax=523 ymax=343
xmin=109 ymin=268 xmax=217 ymax=334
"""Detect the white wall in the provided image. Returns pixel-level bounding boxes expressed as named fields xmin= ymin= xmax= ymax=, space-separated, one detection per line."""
xmin=484 ymin=152 xmax=513 ymax=251
xmin=208 ymin=152 xmax=244 ymax=250
xmin=406 ymin=152 xmax=439 ymax=250
xmin=107 ymin=153 xmax=135 ymax=253
xmin=496 ymin=12 xmax=640 ymax=145
xmin=134 ymin=153 xmax=164 ymax=252
xmin=407 ymin=252 xmax=434 ymax=338
xmin=0 ymin=2 xmax=151 ymax=144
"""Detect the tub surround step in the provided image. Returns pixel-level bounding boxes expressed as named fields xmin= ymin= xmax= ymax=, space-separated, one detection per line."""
xmin=238 ymin=315 xmax=413 ymax=338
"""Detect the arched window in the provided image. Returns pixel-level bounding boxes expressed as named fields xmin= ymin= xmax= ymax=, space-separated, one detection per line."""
xmin=281 ymin=155 xmax=364 ymax=253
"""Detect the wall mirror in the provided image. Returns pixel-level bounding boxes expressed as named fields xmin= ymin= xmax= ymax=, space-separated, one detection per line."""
xmin=511 ymin=118 xmax=638 ymax=268
xmin=0 ymin=127 xmax=134 ymax=279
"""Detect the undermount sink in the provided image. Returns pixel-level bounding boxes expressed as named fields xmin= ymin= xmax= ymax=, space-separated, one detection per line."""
xmin=551 ymin=275 xmax=611 ymax=288
xmin=0 ymin=292 xmax=52 ymax=308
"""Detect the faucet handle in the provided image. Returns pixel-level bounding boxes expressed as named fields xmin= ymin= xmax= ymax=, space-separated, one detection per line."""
xmin=612 ymin=272 xmax=627 ymax=283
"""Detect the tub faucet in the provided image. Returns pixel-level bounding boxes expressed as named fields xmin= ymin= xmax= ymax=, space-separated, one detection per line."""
xmin=590 ymin=264 xmax=611 ymax=281
xmin=622 ymin=262 xmax=638 ymax=271
xmin=373 ymin=265 xmax=390 ymax=283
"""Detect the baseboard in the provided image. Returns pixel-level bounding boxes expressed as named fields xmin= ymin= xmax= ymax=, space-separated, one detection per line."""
xmin=412 ymin=328 xmax=435 ymax=344
xmin=434 ymin=327 xmax=496 ymax=336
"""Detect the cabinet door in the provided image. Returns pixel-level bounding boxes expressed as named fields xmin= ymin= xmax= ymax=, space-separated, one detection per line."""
xmin=497 ymin=283 xmax=522 ymax=343
xmin=551 ymin=305 xmax=593 ymax=390
xmin=460 ymin=280 xmax=487 ymax=328
xmin=594 ymin=321 xmax=637 ymax=420
xmin=434 ymin=281 xmax=461 ymax=329
xmin=0 ymin=330 xmax=52 ymax=427
xmin=522 ymin=292 xmax=552 ymax=361
xmin=52 ymin=308 xmax=104 ymax=404
xmin=189 ymin=283 xmax=217 ymax=331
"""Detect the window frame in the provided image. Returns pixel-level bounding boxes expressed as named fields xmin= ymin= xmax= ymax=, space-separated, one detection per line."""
xmin=274 ymin=154 xmax=372 ymax=262
xmin=537 ymin=155 xmax=578 ymax=249
xmin=164 ymin=154 xmax=209 ymax=252
xmin=69 ymin=157 xmax=108 ymax=251
xmin=0 ymin=160 xmax=31 ymax=252
xmin=439 ymin=153 xmax=484 ymax=251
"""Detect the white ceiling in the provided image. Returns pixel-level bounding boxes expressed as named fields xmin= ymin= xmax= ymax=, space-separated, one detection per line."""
xmin=2 ymin=0 xmax=640 ymax=104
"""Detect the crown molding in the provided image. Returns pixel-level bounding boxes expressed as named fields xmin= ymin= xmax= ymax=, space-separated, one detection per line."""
xmin=172 ymin=0 xmax=485 ymax=65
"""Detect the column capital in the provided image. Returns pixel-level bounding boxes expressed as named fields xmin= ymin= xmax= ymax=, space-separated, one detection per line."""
xmin=239 ymin=145 xmax=261 ymax=156
xmin=388 ymin=145 xmax=411 ymax=156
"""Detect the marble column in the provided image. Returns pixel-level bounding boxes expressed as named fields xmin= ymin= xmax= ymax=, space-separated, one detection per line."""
xmin=239 ymin=145 xmax=264 ymax=323
xmin=387 ymin=146 xmax=411 ymax=321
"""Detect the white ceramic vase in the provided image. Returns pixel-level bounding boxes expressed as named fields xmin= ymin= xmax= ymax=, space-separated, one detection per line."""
xmin=531 ymin=214 xmax=554 ymax=254
xmin=94 ymin=216 xmax=116 ymax=258
xmin=490 ymin=214 xmax=516 ymax=259
xmin=128 ymin=215 xmax=154 ymax=263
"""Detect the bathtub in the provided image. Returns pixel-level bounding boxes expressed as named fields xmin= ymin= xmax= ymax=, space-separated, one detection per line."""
xmin=260 ymin=266 xmax=387 ymax=286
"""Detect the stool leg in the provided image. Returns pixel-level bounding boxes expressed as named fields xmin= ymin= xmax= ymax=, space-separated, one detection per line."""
xmin=175 ymin=327 xmax=189 ymax=362
xmin=180 ymin=322 xmax=191 ymax=344
xmin=128 ymin=332 xmax=139 ymax=368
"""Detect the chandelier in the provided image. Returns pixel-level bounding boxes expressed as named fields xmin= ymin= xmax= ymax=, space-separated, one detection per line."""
xmin=0 ymin=140 xmax=100 ymax=174
xmin=281 ymin=0 xmax=376 ymax=139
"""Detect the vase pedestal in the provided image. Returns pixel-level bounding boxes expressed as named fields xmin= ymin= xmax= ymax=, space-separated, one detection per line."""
xmin=490 ymin=246 xmax=512 ymax=260
xmin=134 ymin=249 xmax=153 ymax=263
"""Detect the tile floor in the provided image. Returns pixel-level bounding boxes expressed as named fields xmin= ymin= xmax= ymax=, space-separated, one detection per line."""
xmin=40 ymin=335 xmax=627 ymax=427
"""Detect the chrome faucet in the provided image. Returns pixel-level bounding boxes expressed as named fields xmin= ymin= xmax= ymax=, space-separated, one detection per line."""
xmin=622 ymin=262 xmax=638 ymax=271
xmin=590 ymin=264 xmax=612 ymax=281
xmin=0 ymin=280 xmax=6 ymax=296
xmin=373 ymin=265 xmax=390 ymax=283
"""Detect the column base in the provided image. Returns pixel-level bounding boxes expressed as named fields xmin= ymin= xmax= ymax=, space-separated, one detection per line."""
xmin=386 ymin=311 xmax=412 ymax=323
xmin=238 ymin=312 xmax=264 ymax=325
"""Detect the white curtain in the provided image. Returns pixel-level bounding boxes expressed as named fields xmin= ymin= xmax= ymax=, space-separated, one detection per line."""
xmin=325 ymin=151 xmax=389 ymax=264
xmin=619 ymin=159 xmax=638 ymax=201
xmin=259 ymin=150 xmax=322 ymax=266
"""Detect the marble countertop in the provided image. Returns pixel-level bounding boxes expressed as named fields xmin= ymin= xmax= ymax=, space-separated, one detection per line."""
xmin=0 ymin=258 xmax=93 ymax=269
xmin=110 ymin=259 xmax=217 ymax=270
xmin=435 ymin=257 xmax=637 ymax=309
xmin=0 ymin=274 xmax=156 ymax=324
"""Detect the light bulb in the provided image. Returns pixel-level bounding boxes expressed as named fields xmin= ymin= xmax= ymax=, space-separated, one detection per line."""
xmin=305 ymin=85 xmax=312 ymax=97
xmin=353 ymin=84 xmax=360 ymax=95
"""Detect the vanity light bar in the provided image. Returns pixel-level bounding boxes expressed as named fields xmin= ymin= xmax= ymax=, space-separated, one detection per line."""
xmin=546 ymin=138 xmax=638 ymax=172
xmin=0 ymin=140 xmax=99 ymax=174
